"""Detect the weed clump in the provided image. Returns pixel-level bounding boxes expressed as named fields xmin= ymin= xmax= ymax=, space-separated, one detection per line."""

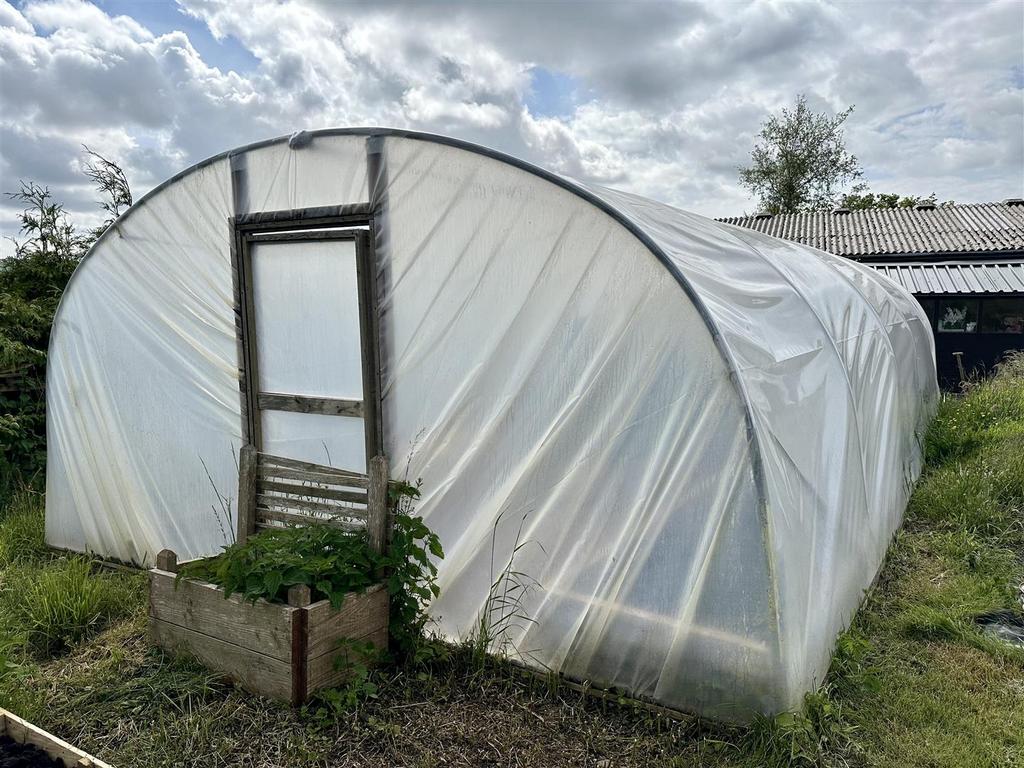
xmin=0 ymin=557 xmax=141 ymax=657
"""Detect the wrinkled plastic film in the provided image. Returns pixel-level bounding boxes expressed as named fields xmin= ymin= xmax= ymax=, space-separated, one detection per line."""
xmin=45 ymin=131 xmax=935 ymax=720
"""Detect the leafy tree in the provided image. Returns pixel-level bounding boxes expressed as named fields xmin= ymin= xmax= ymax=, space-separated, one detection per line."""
xmin=838 ymin=186 xmax=941 ymax=210
xmin=1 ymin=152 xmax=131 ymax=491
xmin=739 ymin=95 xmax=863 ymax=214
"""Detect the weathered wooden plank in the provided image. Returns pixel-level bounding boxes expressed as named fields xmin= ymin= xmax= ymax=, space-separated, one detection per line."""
xmin=258 ymin=465 xmax=370 ymax=489
xmin=255 ymin=507 xmax=364 ymax=532
xmin=287 ymin=584 xmax=312 ymax=607
xmin=259 ymin=452 xmax=367 ymax=478
xmin=239 ymin=237 xmax=262 ymax=448
xmin=291 ymin=603 xmax=308 ymax=705
xmin=305 ymin=624 xmax=388 ymax=693
xmin=155 ymin=549 xmax=178 ymax=573
xmin=248 ymin=230 xmax=362 ymax=243
xmin=233 ymin=204 xmax=372 ymax=231
xmin=355 ymin=229 xmax=384 ymax=459
xmin=366 ymin=455 xmax=389 ymax=556
xmin=255 ymin=493 xmax=365 ymax=516
xmin=236 ymin=444 xmax=258 ymax=544
xmin=150 ymin=617 xmax=293 ymax=702
xmin=0 ymin=708 xmax=114 ymax=767
xmin=257 ymin=392 xmax=364 ymax=417
xmin=257 ymin=479 xmax=368 ymax=505
xmin=305 ymin=584 xmax=389 ymax=659
xmin=148 ymin=569 xmax=293 ymax=660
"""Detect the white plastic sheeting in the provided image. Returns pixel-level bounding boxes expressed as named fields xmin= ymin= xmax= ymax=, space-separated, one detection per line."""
xmin=45 ymin=130 xmax=936 ymax=720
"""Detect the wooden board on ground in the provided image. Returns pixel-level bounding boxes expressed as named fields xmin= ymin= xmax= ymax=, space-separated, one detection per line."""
xmin=0 ymin=708 xmax=114 ymax=767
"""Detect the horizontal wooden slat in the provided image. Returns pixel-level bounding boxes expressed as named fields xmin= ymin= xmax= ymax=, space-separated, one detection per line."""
xmin=305 ymin=584 xmax=388 ymax=659
xmin=306 ymin=624 xmax=388 ymax=693
xmin=259 ymin=452 xmax=367 ymax=479
xmin=258 ymin=392 xmax=364 ymax=417
xmin=234 ymin=203 xmax=371 ymax=231
xmin=258 ymin=465 xmax=369 ymax=489
xmin=256 ymin=493 xmax=365 ymax=516
xmin=255 ymin=507 xmax=365 ymax=532
xmin=150 ymin=617 xmax=293 ymax=701
xmin=257 ymin=479 xmax=368 ymax=505
xmin=248 ymin=230 xmax=364 ymax=243
xmin=149 ymin=569 xmax=294 ymax=660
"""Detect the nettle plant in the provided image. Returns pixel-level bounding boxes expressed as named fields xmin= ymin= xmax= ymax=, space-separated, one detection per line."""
xmin=180 ymin=480 xmax=442 ymax=660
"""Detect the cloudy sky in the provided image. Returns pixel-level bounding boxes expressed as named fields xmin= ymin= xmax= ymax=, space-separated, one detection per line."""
xmin=1 ymin=0 xmax=1022 ymax=255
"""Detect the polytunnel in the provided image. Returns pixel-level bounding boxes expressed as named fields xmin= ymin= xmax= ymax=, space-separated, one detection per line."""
xmin=45 ymin=128 xmax=937 ymax=720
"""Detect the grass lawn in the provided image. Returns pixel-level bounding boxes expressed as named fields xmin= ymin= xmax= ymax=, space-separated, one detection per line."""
xmin=2 ymin=358 xmax=1022 ymax=767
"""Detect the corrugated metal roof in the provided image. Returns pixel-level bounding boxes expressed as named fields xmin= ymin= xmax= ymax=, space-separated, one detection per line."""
xmin=719 ymin=201 xmax=1024 ymax=257
xmin=867 ymin=262 xmax=1024 ymax=295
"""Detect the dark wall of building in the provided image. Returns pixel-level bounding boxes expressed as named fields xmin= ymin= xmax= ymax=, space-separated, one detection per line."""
xmin=917 ymin=295 xmax=1024 ymax=388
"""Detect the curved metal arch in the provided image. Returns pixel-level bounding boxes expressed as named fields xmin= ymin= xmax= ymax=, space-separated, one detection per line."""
xmin=47 ymin=126 xmax=772 ymax=546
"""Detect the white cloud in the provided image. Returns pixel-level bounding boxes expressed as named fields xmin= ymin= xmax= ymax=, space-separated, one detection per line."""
xmin=0 ymin=0 xmax=1021 ymax=249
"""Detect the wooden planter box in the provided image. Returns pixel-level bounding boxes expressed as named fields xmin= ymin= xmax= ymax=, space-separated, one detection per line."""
xmin=148 ymin=554 xmax=388 ymax=705
xmin=0 ymin=708 xmax=113 ymax=767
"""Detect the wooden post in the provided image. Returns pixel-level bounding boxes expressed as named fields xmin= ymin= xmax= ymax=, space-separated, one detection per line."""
xmin=155 ymin=549 xmax=178 ymax=573
xmin=236 ymin=444 xmax=258 ymax=544
xmin=287 ymin=584 xmax=312 ymax=607
xmin=953 ymin=351 xmax=967 ymax=388
xmin=366 ymin=455 xmax=389 ymax=556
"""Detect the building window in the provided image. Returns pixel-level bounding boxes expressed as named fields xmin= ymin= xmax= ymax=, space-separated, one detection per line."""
xmin=937 ymin=298 xmax=979 ymax=333
xmin=980 ymin=297 xmax=1024 ymax=334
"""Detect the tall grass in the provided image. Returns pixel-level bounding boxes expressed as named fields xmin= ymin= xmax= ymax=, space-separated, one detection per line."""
xmin=0 ymin=483 xmax=49 ymax=567
xmin=923 ymin=351 xmax=1024 ymax=465
xmin=0 ymin=490 xmax=143 ymax=659
xmin=1 ymin=557 xmax=142 ymax=657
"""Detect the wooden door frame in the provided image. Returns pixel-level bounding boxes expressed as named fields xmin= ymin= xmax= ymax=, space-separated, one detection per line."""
xmin=229 ymin=203 xmax=383 ymax=466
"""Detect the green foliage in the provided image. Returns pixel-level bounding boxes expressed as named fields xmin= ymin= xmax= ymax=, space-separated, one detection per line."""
xmin=923 ymin=353 xmax=1024 ymax=466
xmin=180 ymin=482 xmax=442 ymax=662
xmin=747 ymin=685 xmax=855 ymax=767
xmin=180 ymin=524 xmax=381 ymax=608
xmin=81 ymin=146 xmax=133 ymax=239
xmin=0 ymin=557 xmax=141 ymax=657
xmin=1 ymin=158 xmax=132 ymax=492
xmin=310 ymin=637 xmax=384 ymax=717
xmin=827 ymin=630 xmax=881 ymax=697
xmin=378 ymin=490 xmax=443 ymax=659
xmin=468 ymin=511 xmax=540 ymax=673
xmin=838 ymin=186 xmax=941 ymax=210
xmin=739 ymin=94 xmax=862 ymax=214
xmin=0 ymin=484 xmax=49 ymax=568
xmin=0 ymin=232 xmax=77 ymax=483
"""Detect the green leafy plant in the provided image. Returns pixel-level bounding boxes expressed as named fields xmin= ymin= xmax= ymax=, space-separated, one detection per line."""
xmin=747 ymin=685 xmax=856 ymax=767
xmin=180 ymin=524 xmax=379 ymax=609
xmin=310 ymin=637 xmax=384 ymax=717
xmin=179 ymin=481 xmax=443 ymax=662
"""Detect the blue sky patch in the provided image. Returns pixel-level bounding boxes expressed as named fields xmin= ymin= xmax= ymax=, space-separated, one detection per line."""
xmin=526 ymin=66 xmax=586 ymax=118
xmin=94 ymin=0 xmax=259 ymax=74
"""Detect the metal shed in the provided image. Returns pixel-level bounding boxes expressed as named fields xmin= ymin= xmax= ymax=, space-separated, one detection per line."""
xmin=722 ymin=202 xmax=1024 ymax=387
